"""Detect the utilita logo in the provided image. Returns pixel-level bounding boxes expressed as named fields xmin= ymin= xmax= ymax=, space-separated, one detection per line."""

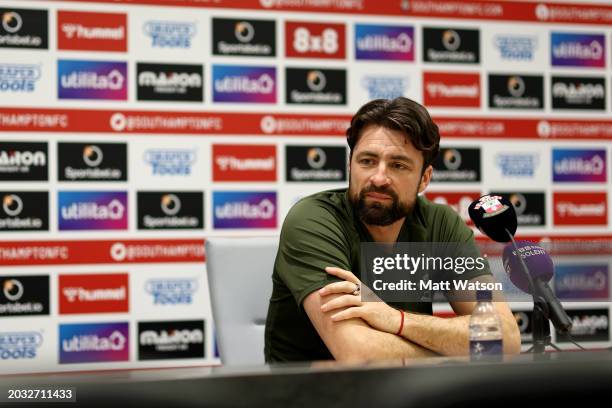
xmin=286 ymin=68 xmax=346 ymax=105
xmin=285 ymin=146 xmax=346 ymax=182
xmin=213 ymin=144 xmax=276 ymax=182
xmin=212 ymin=65 xmax=276 ymax=103
xmin=551 ymin=76 xmax=606 ymax=110
xmin=0 ymin=63 xmax=41 ymax=93
xmin=0 ymin=331 xmax=43 ymax=360
xmin=58 ymin=142 xmax=127 ymax=182
xmin=144 ymin=149 xmax=196 ymax=176
xmin=59 ymin=322 xmax=129 ymax=364
xmin=0 ymin=142 xmax=47 ymax=181
xmin=145 ymin=278 xmax=198 ymax=305
xmin=425 ymin=192 xmax=481 ymax=225
xmin=551 ymin=33 xmax=605 ymax=68
xmin=137 ymin=192 xmax=203 ymax=230
xmin=0 ymin=192 xmax=48 ymax=231
xmin=213 ymin=191 xmax=276 ymax=229
xmin=0 ymin=8 xmax=48 ymax=49
xmin=138 ymin=320 xmax=204 ymax=360
xmin=423 ymin=27 xmax=479 ymax=64
xmin=488 ymin=75 xmax=544 ymax=109
xmin=554 ymin=192 xmax=607 ymax=226
xmin=423 ymin=72 xmax=480 ymax=108
xmin=355 ymin=24 xmax=413 ymax=61
xmin=0 ymin=275 xmax=49 ymax=317
xmin=555 ymin=265 xmax=609 ymax=300
xmin=59 ymin=274 xmax=128 ymax=314
xmin=58 ymin=10 xmax=127 ymax=52
xmin=285 ymin=21 xmax=345 ymax=59
xmin=58 ymin=191 xmax=128 ymax=231
xmin=137 ymin=63 xmax=203 ymax=102
xmin=143 ymin=21 xmax=196 ymax=49
xmin=552 ymin=149 xmax=606 ymax=182
xmin=494 ymin=35 xmax=538 ymax=61
xmin=213 ymin=18 xmax=275 ymax=57
xmin=58 ymin=60 xmax=127 ymax=100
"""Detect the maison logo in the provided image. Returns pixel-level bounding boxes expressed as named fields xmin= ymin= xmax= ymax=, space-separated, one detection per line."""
xmin=488 ymin=74 xmax=543 ymax=109
xmin=213 ymin=144 xmax=276 ymax=182
xmin=213 ymin=191 xmax=276 ymax=229
xmin=551 ymin=32 xmax=605 ymax=67
xmin=212 ymin=65 xmax=276 ymax=103
xmin=57 ymin=10 xmax=127 ymax=52
xmin=285 ymin=21 xmax=345 ymax=59
xmin=59 ymin=322 xmax=129 ymax=364
xmin=0 ymin=63 xmax=41 ymax=93
xmin=495 ymin=152 xmax=539 ymax=178
xmin=423 ymin=27 xmax=479 ymax=64
xmin=58 ymin=60 xmax=127 ymax=100
xmin=493 ymin=35 xmax=537 ymax=61
xmin=553 ymin=192 xmax=607 ymax=226
xmin=361 ymin=75 xmax=409 ymax=100
xmin=138 ymin=320 xmax=204 ymax=360
xmin=145 ymin=278 xmax=198 ymax=305
xmin=432 ymin=148 xmax=481 ymax=182
xmin=59 ymin=273 xmax=128 ymax=314
xmin=0 ymin=192 xmax=48 ymax=231
xmin=144 ymin=149 xmax=196 ymax=176
xmin=213 ymin=18 xmax=275 ymax=57
xmin=58 ymin=142 xmax=127 ymax=182
xmin=551 ymin=76 xmax=606 ymax=110
xmin=557 ymin=309 xmax=609 ymax=343
xmin=0 ymin=8 xmax=48 ymax=49
xmin=423 ymin=72 xmax=480 ymax=108
xmin=0 ymin=275 xmax=49 ymax=317
xmin=137 ymin=192 xmax=203 ymax=230
xmin=0 ymin=142 xmax=47 ymax=181
xmin=552 ymin=149 xmax=606 ymax=182
xmin=58 ymin=191 xmax=128 ymax=230
xmin=137 ymin=63 xmax=203 ymax=102
xmin=355 ymin=24 xmax=414 ymax=61
xmin=0 ymin=331 xmax=43 ymax=360
xmin=285 ymin=146 xmax=346 ymax=182
xmin=143 ymin=20 xmax=196 ymax=49
xmin=286 ymin=68 xmax=346 ymax=105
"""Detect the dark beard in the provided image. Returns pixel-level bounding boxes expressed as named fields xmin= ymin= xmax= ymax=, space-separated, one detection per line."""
xmin=350 ymin=185 xmax=415 ymax=226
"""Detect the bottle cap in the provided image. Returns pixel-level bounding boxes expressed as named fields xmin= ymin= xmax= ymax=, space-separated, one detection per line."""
xmin=476 ymin=290 xmax=492 ymax=301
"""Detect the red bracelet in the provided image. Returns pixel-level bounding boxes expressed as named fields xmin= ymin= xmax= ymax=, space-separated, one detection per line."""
xmin=396 ymin=310 xmax=405 ymax=336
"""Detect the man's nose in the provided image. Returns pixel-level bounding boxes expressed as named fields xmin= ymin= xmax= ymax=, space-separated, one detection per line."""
xmin=370 ymin=163 xmax=390 ymax=186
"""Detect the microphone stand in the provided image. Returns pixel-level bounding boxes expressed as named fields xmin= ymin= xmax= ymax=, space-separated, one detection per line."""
xmin=505 ymin=230 xmax=562 ymax=355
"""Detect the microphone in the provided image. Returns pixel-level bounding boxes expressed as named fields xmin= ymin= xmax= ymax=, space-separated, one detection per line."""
xmin=502 ymin=241 xmax=572 ymax=332
xmin=468 ymin=194 xmax=517 ymax=242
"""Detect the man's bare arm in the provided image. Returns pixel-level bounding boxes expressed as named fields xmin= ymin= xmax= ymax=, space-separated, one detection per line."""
xmin=303 ymin=290 xmax=437 ymax=362
xmin=398 ymin=276 xmax=521 ymax=356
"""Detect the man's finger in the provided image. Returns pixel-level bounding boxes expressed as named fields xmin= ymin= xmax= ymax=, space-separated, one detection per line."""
xmin=319 ymin=281 xmax=357 ymax=296
xmin=325 ymin=266 xmax=360 ymax=284
xmin=320 ymin=294 xmax=361 ymax=313
xmin=331 ymin=307 xmax=362 ymax=322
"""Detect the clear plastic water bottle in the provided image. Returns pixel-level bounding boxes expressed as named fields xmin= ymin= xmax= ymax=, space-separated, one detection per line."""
xmin=469 ymin=290 xmax=503 ymax=361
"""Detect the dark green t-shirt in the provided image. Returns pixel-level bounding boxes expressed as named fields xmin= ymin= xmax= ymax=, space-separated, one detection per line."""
xmin=264 ymin=188 xmax=488 ymax=362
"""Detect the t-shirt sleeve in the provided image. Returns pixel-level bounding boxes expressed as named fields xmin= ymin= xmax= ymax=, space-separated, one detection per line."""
xmin=432 ymin=204 xmax=492 ymax=283
xmin=275 ymin=199 xmax=351 ymax=307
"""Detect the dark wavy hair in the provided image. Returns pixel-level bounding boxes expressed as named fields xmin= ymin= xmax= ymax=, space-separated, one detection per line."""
xmin=346 ymin=97 xmax=440 ymax=173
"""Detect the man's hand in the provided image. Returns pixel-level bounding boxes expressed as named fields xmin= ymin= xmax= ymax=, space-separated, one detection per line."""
xmin=320 ymin=266 xmax=403 ymax=335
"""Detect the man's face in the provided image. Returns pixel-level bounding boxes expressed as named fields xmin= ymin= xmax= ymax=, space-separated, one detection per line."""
xmin=348 ymin=125 xmax=432 ymax=226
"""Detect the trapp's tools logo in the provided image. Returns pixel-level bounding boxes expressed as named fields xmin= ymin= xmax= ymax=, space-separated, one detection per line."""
xmin=145 ymin=278 xmax=198 ymax=305
xmin=144 ymin=20 xmax=196 ymax=49
xmin=355 ymin=24 xmax=414 ymax=61
xmin=0 ymin=63 xmax=41 ymax=93
xmin=213 ymin=191 xmax=276 ymax=229
xmin=0 ymin=331 xmax=43 ymax=360
xmin=551 ymin=33 xmax=605 ymax=68
xmin=212 ymin=65 xmax=276 ymax=103
xmin=58 ymin=60 xmax=127 ymax=100
xmin=58 ymin=191 xmax=128 ymax=230
xmin=144 ymin=149 xmax=196 ymax=176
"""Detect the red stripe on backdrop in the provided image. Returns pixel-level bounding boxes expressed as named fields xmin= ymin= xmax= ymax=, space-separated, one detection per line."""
xmin=47 ymin=0 xmax=612 ymax=25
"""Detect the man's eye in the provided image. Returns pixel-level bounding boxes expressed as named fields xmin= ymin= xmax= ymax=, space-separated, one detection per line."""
xmin=391 ymin=162 xmax=408 ymax=170
xmin=359 ymin=158 xmax=374 ymax=165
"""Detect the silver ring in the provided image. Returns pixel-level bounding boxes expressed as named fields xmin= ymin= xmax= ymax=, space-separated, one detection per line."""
xmin=352 ymin=283 xmax=360 ymax=296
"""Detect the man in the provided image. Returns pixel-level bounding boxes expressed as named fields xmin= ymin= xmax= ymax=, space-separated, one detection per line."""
xmin=265 ymin=97 xmax=520 ymax=362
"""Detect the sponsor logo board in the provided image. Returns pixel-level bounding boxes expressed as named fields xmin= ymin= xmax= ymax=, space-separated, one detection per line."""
xmin=0 ymin=191 xmax=48 ymax=231
xmin=58 ymin=191 xmax=128 ymax=231
xmin=57 ymin=10 xmax=127 ymax=52
xmin=285 ymin=145 xmax=346 ymax=182
xmin=0 ymin=142 xmax=47 ymax=181
xmin=58 ymin=60 xmax=127 ymax=100
xmin=213 ymin=191 xmax=276 ymax=229
xmin=137 ymin=192 xmax=203 ymax=230
xmin=138 ymin=320 xmax=204 ymax=360
xmin=59 ymin=322 xmax=129 ymax=363
xmin=0 ymin=275 xmax=49 ymax=317
xmin=213 ymin=144 xmax=276 ymax=182
xmin=213 ymin=18 xmax=275 ymax=57
xmin=137 ymin=63 xmax=203 ymax=102
xmin=59 ymin=273 xmax=129 ymax=314
xmin=58 ymin=142 xmax=127 ymax=182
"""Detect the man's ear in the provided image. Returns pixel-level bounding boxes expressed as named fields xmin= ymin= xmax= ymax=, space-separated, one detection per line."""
xmin=418 ymin=165 xmax=433 ymax=194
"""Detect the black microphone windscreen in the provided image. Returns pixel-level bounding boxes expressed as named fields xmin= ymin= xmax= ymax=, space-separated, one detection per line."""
xmin=468 ymin=194 xmax=517 ymax=242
